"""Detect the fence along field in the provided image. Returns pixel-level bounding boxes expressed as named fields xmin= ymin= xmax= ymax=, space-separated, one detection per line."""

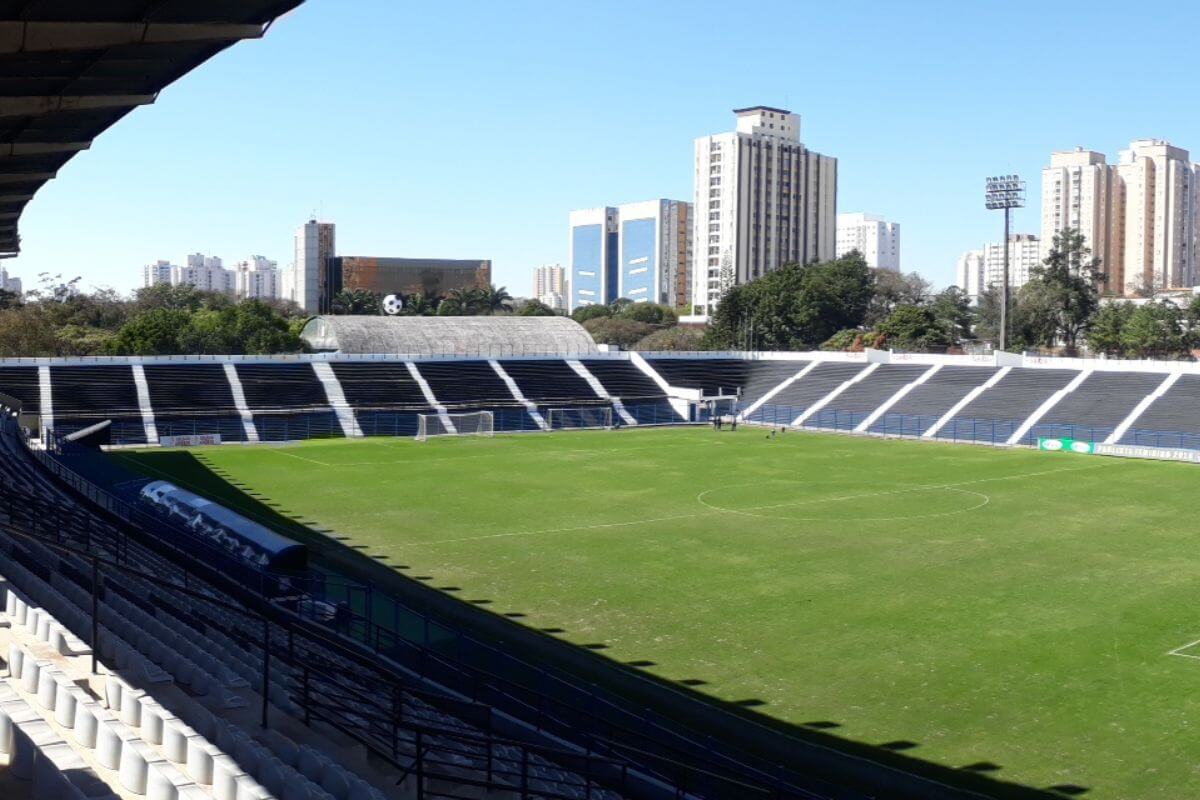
xmin=113 ymin=426 xmax=1200 ymax=799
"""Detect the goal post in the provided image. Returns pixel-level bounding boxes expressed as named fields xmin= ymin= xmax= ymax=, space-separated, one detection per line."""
xmin=416 ymin=411 xmax=494 ymax=442
xmin=546 ymin=406 xmax=614 ymax=431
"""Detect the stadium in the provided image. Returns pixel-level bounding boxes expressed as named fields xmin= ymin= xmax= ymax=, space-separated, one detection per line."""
xmin=0 ymin=5 xmax=1198 ymax=800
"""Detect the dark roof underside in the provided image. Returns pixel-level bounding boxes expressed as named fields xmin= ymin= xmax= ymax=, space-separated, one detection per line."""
xmin=0 ymin=0 xmax=304 ymax=255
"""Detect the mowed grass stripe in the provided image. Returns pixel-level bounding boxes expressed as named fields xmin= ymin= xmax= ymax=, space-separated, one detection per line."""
xmin=116 ymin=428 xmax=1200 ymax=799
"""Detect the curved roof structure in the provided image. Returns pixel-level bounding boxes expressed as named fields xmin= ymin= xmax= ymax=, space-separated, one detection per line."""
xmin=301 ymin=315 xmax=599 ymax=357
xmin=0 ymin=0 xmax=304 ymax=256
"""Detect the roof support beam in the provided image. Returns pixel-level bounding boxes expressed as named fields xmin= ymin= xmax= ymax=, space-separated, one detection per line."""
xmin=0 ymin=22 xmax=265 ymax=54
xmin=0 ymin=172 xmax=54 ymax=184
xmin=0 ymin=94 xmax=153 ymax=117
xmin=0 ymin=142 xmax=90 ymax=156
xmin=0 ymin=193 xmax=33 ymax=203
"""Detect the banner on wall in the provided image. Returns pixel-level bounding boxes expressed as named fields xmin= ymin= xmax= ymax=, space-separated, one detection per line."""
xmin=1037 ymin=437 xmax=1095 ymax=455
xmin=159 ymin=434 xmax=222 ymax=447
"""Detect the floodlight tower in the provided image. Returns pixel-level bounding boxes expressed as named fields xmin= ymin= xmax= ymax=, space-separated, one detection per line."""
xmin=984 ymin=175 xmax=1025 ymax=352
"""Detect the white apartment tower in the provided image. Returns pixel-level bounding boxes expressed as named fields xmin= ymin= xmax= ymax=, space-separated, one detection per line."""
xmin=982 ymin=234 xmax=1042 ymax=292
xmin=235 ymin=256 xmax=280 ymax=300
xmin=692 ymin=106 xmax=837 ymax=313
xmin=955 ymin=249 xmax=985 ymax=303
xmin=1040 ymin=147 xmax=1119 ymax=288
xmin=836 ymin=212 xmax=900 ymax=270
xmin=143 ymin=260 xmax=173 ymax=288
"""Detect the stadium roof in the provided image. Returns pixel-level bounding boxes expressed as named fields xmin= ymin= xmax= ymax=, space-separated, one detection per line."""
xmin=0 ymin=0 xmax=304 ymax=256
xmin=301 ymin=316 xmax=600 ymax=357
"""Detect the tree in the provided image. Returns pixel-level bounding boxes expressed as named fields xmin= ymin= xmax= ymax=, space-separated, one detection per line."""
xmin=875 ymin=305 xmax=951 ymax=351
xmin=1023 ymin=228 xmax=1102 ymax=354
xmin=582 ymin=317 xmax=656 ymax=348
xmin=476 ymin=284 xmax=513 ymax=315
xmin=927 ymin=287 xmax=973 ymax=342
xmin=402 ymin=292 xmax=437 ymax=316
xmin=705 ymin=253 xmax=874 ymax=350
xmin=571 ymin=304 xmax=611 ymax=324
xmin=517 ymin=299 xmax=558 ymax=317
xmin=1120 ymin=302 xmax=1188 ymax=360
xmin=1086 ymin=303 xmax=1133 ymax=357
xmin=132 ymin=282 xmax=206 ymax=313
xmin=633 ymin=326 xmax=706 ymax=351
xmin=109 ymin=308 xmax=192 ymax=355
xmin=231 ymin=300 xmax=303 ymax=354
xmin=865 ymin=269 xmax=933 ymax=327
xmin=330 ymin=289 xmax=380 ymax=315
xmin=618 ymin=303 xmax=677 ymax=326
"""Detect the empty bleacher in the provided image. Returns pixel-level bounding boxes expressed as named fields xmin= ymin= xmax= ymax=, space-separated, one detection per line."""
xmin=644 ymin=359 xmax=751 ymax=396
xmin=869 ymin=366 xmax=997 ymax=436
xmin=0 ymin=366 xmax=39 ymax=413
xmin=143 ymin=364 xmax=247 ymax=443
xmin=578 ymin=360 xmax=681 ymax=424
xmin=50 ymin=366 xmax=146 ymax=445
xmin=234 ymin=364 xmax=340 ymax=442
xmin=1120 ymin=374 xmax=1200 ymax=449
xmin=1028 ymin=371 xmax=1166 ymax=445
xmin=496 ymin=359 xmax=609 ymax=409
xmin=330 ymin=362 xmax=433 ymax=437
xmin=942 ymin=368 xmax=1079 ymax=443
xmin=412 ymin=360 xmax=538 ymax=432
xmin=810 ymin=364 xmax=929 ymax=430
xmin=754 ymin=362 xmax=867 ymax=426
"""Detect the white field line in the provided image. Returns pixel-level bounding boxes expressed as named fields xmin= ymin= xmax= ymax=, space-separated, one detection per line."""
xmin=266 ymin=448 xmax=332 ymax=467
xmin=1167 ymin=638 xmax=1200 ymax=660
xmin=387 ymin=461 xmax=1116 ymax=548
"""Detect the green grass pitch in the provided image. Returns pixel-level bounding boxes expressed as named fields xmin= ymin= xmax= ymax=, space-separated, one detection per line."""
xmin=113 ymin=427 xmax=1200 ymax=799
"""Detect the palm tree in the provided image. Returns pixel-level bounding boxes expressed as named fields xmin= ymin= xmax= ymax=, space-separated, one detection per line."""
xmin=330 ymin=289 xmax=380 ymax=315
xmin=403 ymin=292 xmax=436 ymax=316
xmin=477 ymin=284 xmax=513 ymax=315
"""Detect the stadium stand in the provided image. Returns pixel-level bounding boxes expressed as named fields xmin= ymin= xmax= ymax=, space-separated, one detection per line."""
xmin=1119 ymin=374 xmax=1200 ymax=448
xmin=577 ymin=360 xmax=682 ymax=424
xmin=233 ymin=364 xmax=341 ymax=442
xmin=410 ymin=361 xmax=540 ymax=432
xmin=329 ymin=361 xmax=435 ymax=437
xmin=806 ymin=364 xmax=930 ymax=431
xmin=942 ymin=368 xmax=1079 ymax=443
xmin=756 ymin=362 xmax=867 ymax=426
xmin=643 ymin=359 xmax=752 ymax=396
xmin=495 ymin=359 xmax=612 ymax=415
xmin=0 ymin=366 xmax=39 ymax=413
xmin=1027 ymin=371 xmax=1166 ymax=445
xmin=50 ymin=366 xmax=147 ymax=445
xmin=143 ymin=364 xmax=247 ymax=443
xmin=868 ymin=366 xmax=997 ymax=436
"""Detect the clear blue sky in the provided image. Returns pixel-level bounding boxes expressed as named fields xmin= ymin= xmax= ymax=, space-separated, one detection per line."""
xmin=14 ymin=0 xmax=1200 ymax=296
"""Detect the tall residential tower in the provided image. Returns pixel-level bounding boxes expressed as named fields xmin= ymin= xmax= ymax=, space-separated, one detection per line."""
xmin=836 ymin=212 xmax=900 ymax=271
xmin=692 ymin=106 xmax=837 ymax=313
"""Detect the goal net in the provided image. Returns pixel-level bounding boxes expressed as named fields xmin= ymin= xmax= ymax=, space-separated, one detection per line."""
xmin=416 ymin=411 xmax=494 ymax=442
xmin=546 ymin=407 xmax=613 ymax=431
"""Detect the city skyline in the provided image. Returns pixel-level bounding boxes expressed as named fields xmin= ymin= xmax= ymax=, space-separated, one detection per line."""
xmin=8 ymin=1 xmax=1200 ymax=297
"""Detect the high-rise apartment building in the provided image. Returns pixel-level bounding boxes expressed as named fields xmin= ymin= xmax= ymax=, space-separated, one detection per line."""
xmin=1116 ymin=139 xmax=1199 ymax=292
xmin=532 ymin=264 xmax=567 ymax=311
xmin=143 ymin=260 xmax=173 ymax=288
xmin=955 ymin=249 xmax=985 ymax=303
xmin=955 ymin=236 xmax=1041 ymax=302
xmin=1040 ymin=140 xmax=1200 ymax=295
xmin=836 ymin=212 xmax=900 ymax=270
xmin=1040 ymin=148 xmax=1119 ymax=288
xmin=235 ymin=256 xmax=279 ymax=300
xmin=692 ymin=106 xmax=837 ymax=313
xmin=567 ymin=201 xmax=693 ymax=311
xmin=982 ymin=234 xmax=1042 ymax=291
xmin=172 ymin=253 xmax=233 ymax=295
xmin=285 ymin=219 xmax=336 ymax=313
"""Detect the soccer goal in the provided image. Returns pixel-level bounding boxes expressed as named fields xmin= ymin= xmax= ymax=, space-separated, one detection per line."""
xmin=546 ymin=407 xmax=614 ymax=431
xmin=416 ymin=411 xmax=494 ymax=442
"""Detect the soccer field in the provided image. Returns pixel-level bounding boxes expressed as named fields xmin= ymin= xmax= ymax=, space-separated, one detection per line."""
xmin=114 ymin=427 xmax=1200 ymax=799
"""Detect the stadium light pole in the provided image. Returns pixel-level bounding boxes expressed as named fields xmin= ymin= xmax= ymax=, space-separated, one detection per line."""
xmin=984 ymin=175 xmax=1025 ymax=352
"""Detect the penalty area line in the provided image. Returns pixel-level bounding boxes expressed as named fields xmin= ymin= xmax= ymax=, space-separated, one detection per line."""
xmin=1167 ymin=637 xmax=1200 ymax=659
